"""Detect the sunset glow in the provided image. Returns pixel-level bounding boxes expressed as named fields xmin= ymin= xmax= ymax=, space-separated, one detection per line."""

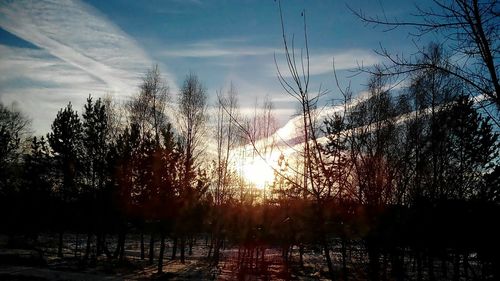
xmin=239 ymin=156 xmax=276 ymax=189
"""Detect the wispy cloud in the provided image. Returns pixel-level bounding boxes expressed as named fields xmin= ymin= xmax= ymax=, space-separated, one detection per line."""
xmin=0 ymin=45 xmax=101 ymax=87
xmin=0 ymin=0 xmax=156 ymax=93
xmin=0 ymin=0 xmax=177 ymax=134
xmin=162 ymin=40 xmax=282 ymax=58
xmin=273 ymin=49 xmax=380 ymax=77
xmin=0 ymin=44 xmax=112 ymax=133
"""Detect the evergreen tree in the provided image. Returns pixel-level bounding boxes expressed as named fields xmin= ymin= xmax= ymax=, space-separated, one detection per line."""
xmin=48 ymin=102 xmax=84 ymax=257
xmin=435 ymin=95 xmax=498 ymax=200
xmin=82 ymin=95 xmax=109 ymax=191
xmin=81 ymin=95 xmax=110 ymax=261
xmin=48 ymin=102 xmax=84 ymax=200
xmin=21 ymin=136 xmax=54 ymax=238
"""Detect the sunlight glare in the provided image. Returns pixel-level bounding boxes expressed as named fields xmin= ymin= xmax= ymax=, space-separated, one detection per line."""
xmin=241 ymin=158 xmax=275 ymax=189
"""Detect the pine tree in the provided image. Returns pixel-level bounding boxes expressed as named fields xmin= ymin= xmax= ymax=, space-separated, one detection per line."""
xmin=436 ymin=95 xmax=498 ymax=200
xmin=48 ymin=102 xmax=84 ymax=257
xmin=81 ymin=95 xmax=110 ymax=261
xmin=22 ymin=136 xmax=54 ymax=237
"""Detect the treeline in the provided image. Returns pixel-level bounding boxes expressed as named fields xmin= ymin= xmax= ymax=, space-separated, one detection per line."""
xmin=252 ymin=37 xmax=499 ymax=280
xmin=1 ymin=0 xmax=500 ymax=279
xmin=1 ymin=47 xmax=499 ymax=281
xmin=0 ymin=68 xmax=214 ymax=274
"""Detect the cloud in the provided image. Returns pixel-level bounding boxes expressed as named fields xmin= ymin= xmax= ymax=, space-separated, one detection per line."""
xmin=0 ymin=0 xmax=177 ymax=134
xmin=0 ymin=45 xmax=101 ymax=87
xmin=0 ymin=0 xmax=156 ymax=93
xmin=273 ymin=49 xmax=380 ymax=77
xmin=162 ymin=40 xmax=282 ymax=58
xmin=0 ymin=44 xmax=114 ymax=134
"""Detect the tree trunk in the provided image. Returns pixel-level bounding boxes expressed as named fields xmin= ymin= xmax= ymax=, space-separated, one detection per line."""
xmin=261 ymin=247 xmax=265 ymax=268
xmin=149 ymin=234 xmax=155 ymax=264
xmin=367 ymin=240 xmax=380 ymax=281
xmin=101 ymin=233 xmax=112 ymax=259
xmin=158 ymin=233 xmax=166 ymax=274
xmin=120 ymin=233 xmax=126 ymax=261
xmin=114 ymin=232 xmax=126 ymax=261
xmin=57 ymin=231 xmax=64 ymax=258
xmin=341 ymin=237 xmax=348 ymax=280
xmin=74 ymin=233 xmax=79 ymax=258
xmin=189 ymin=236 xmax=194 ymax=255
xmin=180 ymin=237 xmax=186 ymax=263
xmin=96 ymin=233 xmax=102 ymax=256
xmin=140 ymin=233 xmax=145 ymax=260
xmin=207 ymin=236 xmax=213 ymax=259
xmin=213 ymin=237 xmax=220 ymax=264
xmin=428 ymin=254 xmax=435 ymax=281
xmin=323 ymin=242 xmax=334 ymax=280
xmin=171 ymin=237 xmax=178 ymax=260
xmin=441 ymin=251 xmax=447 ymax=278
xmin=417 ymin=251 xmax=422 ymax=281
xmin=84 ymin=233 xmax=92 ymax=261
xmin=391 ymin=248 xmax=404 ymax=281
xmin=453 ymin=252 xmax=460 ymax=281
xmin=299 ymin=244 xmax=304 ymax=267
xmin=463 ymin=252 xmax=469 ymax=281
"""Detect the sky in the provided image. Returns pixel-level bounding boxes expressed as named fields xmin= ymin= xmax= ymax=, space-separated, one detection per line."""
xmin=0 ymin=0 xmax=438 ymax=135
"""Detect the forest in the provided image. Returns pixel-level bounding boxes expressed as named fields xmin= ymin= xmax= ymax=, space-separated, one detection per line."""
xmin=0 ymin=0 xmax=499 ymax=280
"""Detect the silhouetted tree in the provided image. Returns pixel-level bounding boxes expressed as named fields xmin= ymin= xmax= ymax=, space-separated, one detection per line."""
xmin=82 ymin=95 xmax=109 ymax=261
xmin=352 ymin=0 xmax=500 ymax=110
xmin=0 ymin=102 xmax=30 ymax=195
xmin=127 ymin=65 xmax=170 ymax=261
xmin=21 ymin=136 xmax=54 ymax=238
xmin=176 ymin=73 xmax=208 ymax=263
xmin=48 ymin=102 xmax=84 ymax=257
xmin=154 ymin=124 xmax=182 ymax=273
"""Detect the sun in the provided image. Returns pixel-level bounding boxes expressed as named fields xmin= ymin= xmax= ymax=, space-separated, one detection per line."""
xmin=241 ymin=157 xmax=275 ymax=189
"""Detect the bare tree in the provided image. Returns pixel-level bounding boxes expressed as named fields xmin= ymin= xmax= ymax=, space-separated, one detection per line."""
xmin=0 ymin=102 xmax=31 ymax=165
xmin=128 ymin=64 xmax=170 ymax=144
xmin=209 ymin=83 xmax=242 ymax=263
xmin=350 ymin=0 xmax=500 ymax=110
xmin=215 ymin=83 xmax=241 ymax=206
xmin=272 ymin=1 xmax=349 ymax=277
xmin=103 ymin=94 xmax=125 ymax=142
xmin=178 ymin=73 xmax=208 ymax=172
xmin=126 ymin=65 xmax=170 ymax=262
xmin=176 ymin=72 xmax=208 ymax=263
xmin=245 ymin=96 xmax=278 ymax=199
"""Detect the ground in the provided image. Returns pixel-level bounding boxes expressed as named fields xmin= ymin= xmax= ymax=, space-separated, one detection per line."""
xmin=0 ymin=234 xmax=335 ymax=280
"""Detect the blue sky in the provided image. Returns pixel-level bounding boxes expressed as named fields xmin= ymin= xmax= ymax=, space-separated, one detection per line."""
xmin=0 ymin=0 xmax=437 ymax=135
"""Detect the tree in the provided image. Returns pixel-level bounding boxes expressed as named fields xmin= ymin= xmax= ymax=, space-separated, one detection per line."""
xmin=127 ymin=65 xmax=170 ymax=261
xmin=82 ymin=95 xmax=110 ymax=261
xmin=404 ymin=44 xmax=463 ymax=202
xmin=178 ymin=73 xmax=208 ymax=172
xmin=272 ymin=1 xmax=351 ymax=277
xmin=347 ymin=72 xmax=401 ymax=281
xmin=434 ymin=95 xmax=498 ymax=200
xmin=0 ymin=102 xmax=31 ymax=194
xmin=351 ymin=0 xmax=500 ymax=110
xmin=154 ymin=124 xmax=183 ymax=273
xmin=108 ymin=123 xmax=141 ymax=261
xmin=210 ymin=84 xmax=242 ymax=263
xmin=176 ymin=73 xmax=208 ymax=263
xmin=21 ymin=136 xmax=54 ymax=238
xmin=83 ymin=95 xmax=109 ymax=192
xmin=48 ymin=102 xmax=84 ymax=201
xmin=128 ymin=65 xmax=170 ymax=144
xmin=48 ymin=102 xmax=84 ymax=257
